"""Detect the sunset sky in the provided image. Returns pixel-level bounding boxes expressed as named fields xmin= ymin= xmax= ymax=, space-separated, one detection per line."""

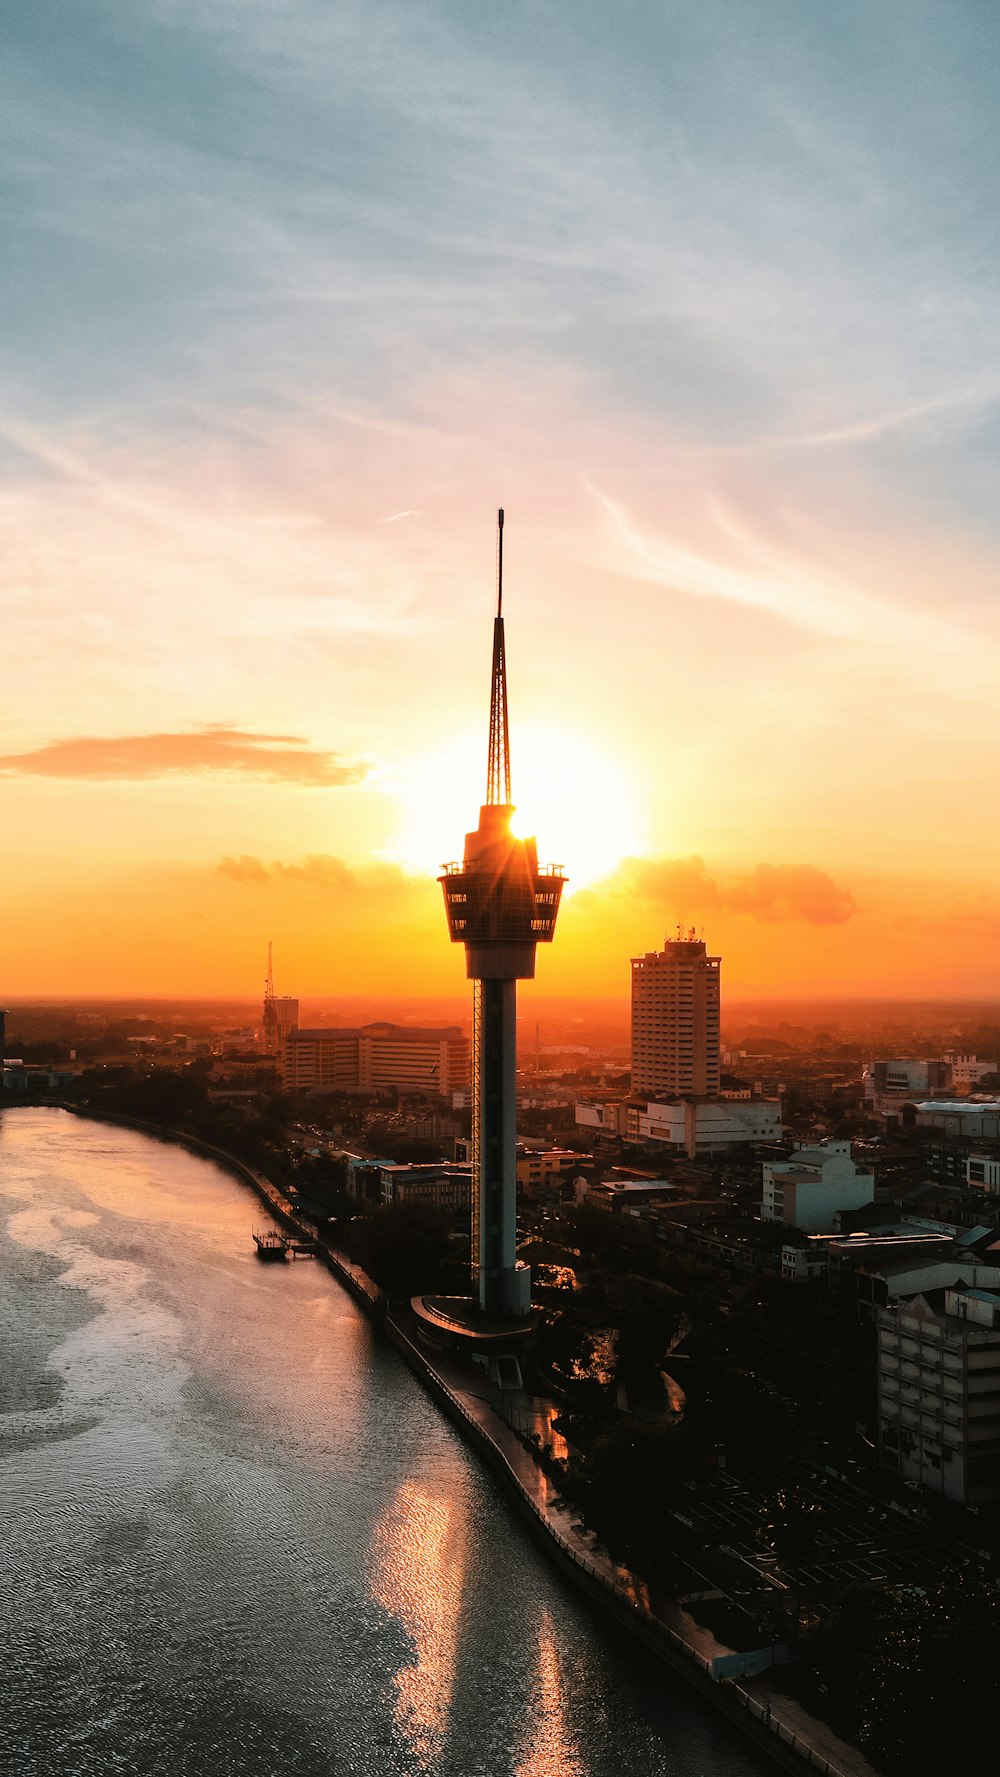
xmin=4 ymin=1 xmax=1000 ymax=1000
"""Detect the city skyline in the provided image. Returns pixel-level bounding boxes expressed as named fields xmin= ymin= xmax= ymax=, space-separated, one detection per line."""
xmin=6 ymin=3 xmax=1000 ymax=998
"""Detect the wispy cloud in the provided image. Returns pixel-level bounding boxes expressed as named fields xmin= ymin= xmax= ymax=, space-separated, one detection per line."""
xmin=0 ymin=727 xmax=367 ymax=786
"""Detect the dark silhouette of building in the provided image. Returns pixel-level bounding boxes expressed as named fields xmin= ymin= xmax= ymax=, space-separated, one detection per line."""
xmin=439 ymin=510 xmax=564 ymax=1315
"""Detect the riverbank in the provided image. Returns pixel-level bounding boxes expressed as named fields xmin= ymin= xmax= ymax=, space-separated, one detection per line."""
xmin=57 ymin=1103 xmax=878 ymax=1777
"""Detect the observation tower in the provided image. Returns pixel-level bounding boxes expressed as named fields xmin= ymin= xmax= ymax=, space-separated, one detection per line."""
xmin=440 ymin=511 xmax=565 ymax=1317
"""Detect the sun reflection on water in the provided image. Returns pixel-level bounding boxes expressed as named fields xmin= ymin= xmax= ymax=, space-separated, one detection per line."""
xmin=514 ymin=1606 xmax=584 ymax=1777
xmin=369 ymin=1479 xmax=466 ymax=1770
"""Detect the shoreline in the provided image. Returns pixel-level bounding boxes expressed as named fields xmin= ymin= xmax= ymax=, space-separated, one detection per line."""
xmin=51 ymin=1102 xmax=876 ymax=1777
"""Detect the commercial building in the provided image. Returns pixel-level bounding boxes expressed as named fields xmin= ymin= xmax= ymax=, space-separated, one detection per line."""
xmin=878 ymin=1281 xmax=1000 ymax=1504
xmin=631 ymin=932 xmax=720 ymax=1099
xmin=575 ymin=1094 xmax=781 ymax=1155
xmin=864 ymin=1058 xmax=950 ymax=1112
xmin=761 ymin=1140 xmax=874 ymax=1233
xmin=865 ymin=1055 xmax=996 ymax=1115
xmin=282 ymin=1023 xmax=470 ymax=1095
xmin=912 ymin=1100 xmax=1000 ymax=1141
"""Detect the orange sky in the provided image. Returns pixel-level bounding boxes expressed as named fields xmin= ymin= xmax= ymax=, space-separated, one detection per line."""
xmin=4 ymin=6 xmax=1000 ymax=1001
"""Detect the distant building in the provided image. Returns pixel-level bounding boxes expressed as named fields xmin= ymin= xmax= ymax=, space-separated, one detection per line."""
xmin=968 ymin=1154 xmax=1000 ymax=1191
xmin=515 ymin=1147 xmax=585 ymax=1193
xmin=283 ymin=1023 xmax=470 ymax=1095
xmin=912 ymin=1100 xmax=1000 ymax=1142
xmin=878 ymin=1281 xmax=1000 ymax=1504
xmin=585 ymin=1177 xmax=681 ymax=1213
xmin=377 ymin=1162 xmax=472 ymax=1211
xmin=575 ymin=1095 xmax=781 ymax=1156
xmin=944 ymin=1052 xmax=997 ymax=1091
xmin=631 ymin=932 xmax=720 ymax=1098
xmin=762 ymin=1140 xmax=874 ymax=1232
xmin=262 ymin=996 xmax=299 ymax=1053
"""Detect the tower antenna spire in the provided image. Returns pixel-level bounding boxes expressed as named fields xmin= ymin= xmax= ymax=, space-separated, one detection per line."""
xmin=486 ymin=507 xmax=511 ymax=805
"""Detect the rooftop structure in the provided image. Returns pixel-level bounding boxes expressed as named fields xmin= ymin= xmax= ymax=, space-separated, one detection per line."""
xmin=438 ymin=510 xmax=565 ymax=1317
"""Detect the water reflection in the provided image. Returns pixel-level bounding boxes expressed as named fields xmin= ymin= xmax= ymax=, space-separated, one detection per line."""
xmin=1 ymin=1110 xmax=770 ymax=1777
xmin=370 ymin=1479 xmax=467 ymax=1770
xmin=515 ymin=1607 xmax=583 ymax=1777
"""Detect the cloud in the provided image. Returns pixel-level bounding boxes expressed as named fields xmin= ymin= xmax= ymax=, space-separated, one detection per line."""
xmin=215 ymin=853 xmax=420 ymax=895
xmin=618 ymin=855 xmax=854 ymax=926
xmin=0 ymin=727 xmax=367 ymax=786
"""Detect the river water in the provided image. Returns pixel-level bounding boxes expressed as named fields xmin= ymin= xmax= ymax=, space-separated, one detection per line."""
xmin=1 ymin=1108 xmax=767 ymax=1777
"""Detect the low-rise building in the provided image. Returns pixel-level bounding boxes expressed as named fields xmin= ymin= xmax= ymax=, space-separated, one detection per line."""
xmin=515 ymin=1147 xmax=587 ymax=1193
xmin=968 ymin=1153 xmax=1000 ymax=1191
xmin=377 ymin=1162 xmax=472 ymax=1211
xmin=575 ymin=1095 xmax=781 ymax=1158
xmin=585 ymin=1177 xmax=681 ymax=1214
xmin=762 ymin=1140 xmax=874 ymax=1233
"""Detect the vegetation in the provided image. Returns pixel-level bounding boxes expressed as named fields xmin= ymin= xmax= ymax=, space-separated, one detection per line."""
xmin=341 ymin=1201 xmax=453 ymax=1298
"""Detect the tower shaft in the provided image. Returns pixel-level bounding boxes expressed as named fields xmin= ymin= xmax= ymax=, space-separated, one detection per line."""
xmin=471 ymin=978 xmax=523 ymax=1313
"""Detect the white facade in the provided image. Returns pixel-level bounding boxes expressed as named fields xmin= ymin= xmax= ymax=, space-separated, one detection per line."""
xmin=878 ymin=1284 xmax=1000 ymax=1505
xmin=914 ymin=1101 xmax=1000 ymax=1140
xmin=575 ymin=1095 xmax=780 ymax=1156
xmin=968 ymin=1154 xmax=1000 ymax=1191
xmin=762 ymin=1140 xmax=874 ymax=1233
xmin=944 ymin=1052 xmax=996 ymax=1090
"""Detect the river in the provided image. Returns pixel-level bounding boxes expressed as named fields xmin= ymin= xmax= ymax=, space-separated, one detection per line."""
xmin=1 ymin=1107 xmax=768 ymax=1777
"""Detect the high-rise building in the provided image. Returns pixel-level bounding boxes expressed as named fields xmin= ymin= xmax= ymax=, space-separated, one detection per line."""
xmin=439 ymin=510 xmax=564 ymax=1317
xmin=631 ymin=931 xmax=721 ymax=1099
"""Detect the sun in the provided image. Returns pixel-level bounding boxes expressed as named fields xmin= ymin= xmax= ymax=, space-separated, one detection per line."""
xmin=388 ymin=724 xmax=645 ymax=889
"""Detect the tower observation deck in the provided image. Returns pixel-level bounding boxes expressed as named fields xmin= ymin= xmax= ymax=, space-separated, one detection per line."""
xmin=439 ymin=510 xmax=565 ymax=1316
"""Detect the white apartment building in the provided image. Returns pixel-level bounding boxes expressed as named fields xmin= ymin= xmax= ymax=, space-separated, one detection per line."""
xmin=631 ymin=933 xmax=721 ymax=1099
xmin=878 ymin=1281 xmax=1000 ymax=1505
xmin=762 ymin=1140 xmax=874 ymax=1232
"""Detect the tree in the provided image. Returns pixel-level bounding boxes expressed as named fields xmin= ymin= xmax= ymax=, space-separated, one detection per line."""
xmin=342 ymin=1201 xmax=451 ymax=1297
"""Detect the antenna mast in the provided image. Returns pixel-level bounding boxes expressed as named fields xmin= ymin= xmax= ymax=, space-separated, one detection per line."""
xmin=265 ymin=940 xmax=275 ymax=1002
xmin=486 ymin=507 xmax=511 ymax=805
